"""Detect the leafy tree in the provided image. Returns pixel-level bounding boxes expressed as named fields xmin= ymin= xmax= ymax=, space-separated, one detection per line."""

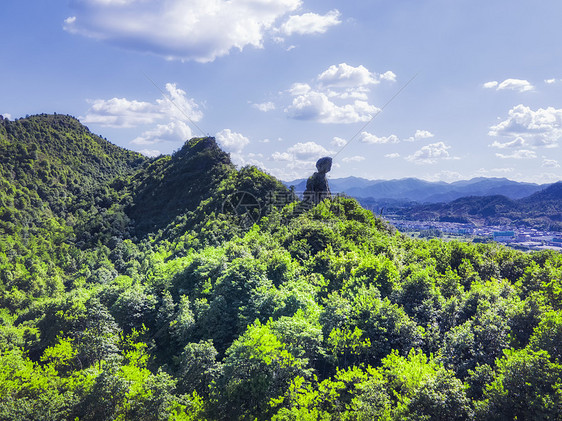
xmin=110 ymin=283 xmax=157 ymax=331
xmin=76 ymin=297 xmax=121 ymax=369
xmin=321 ymin=286 xmax=423 ymax=368
xmin=269 ymin=308 xmax=326 ymax=374
xmin=381 ymin=350 xmax=473 ymax=420
xmin=477 ymin=348 xmax=562 ymax=420
xmin=218 ymin=320 xmax=308 ymax=420
xmin=529 ymin=310 xmax=562 ymax=361
xmin=392 ymin=264 xmax=444 ymax=328
xmin=272 ymin=367 xmax=392 ymax=420
xmin=176 ymin=339 xmax=222 ymax=397
xmin=169 ymin=295 xmax=196 ymax=347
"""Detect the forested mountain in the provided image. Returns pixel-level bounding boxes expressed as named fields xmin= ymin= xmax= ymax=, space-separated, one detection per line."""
xmin=2 ymin=114 xmax=562 ymax=420
xmin=0 ymin=113 xmax=145 ymax=225
xmin=392 ymin=182 xmax=562 ymax=230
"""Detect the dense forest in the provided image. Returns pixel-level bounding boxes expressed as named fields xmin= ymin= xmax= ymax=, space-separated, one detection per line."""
xmin=1 ymin=114 xmax=562 ymax=420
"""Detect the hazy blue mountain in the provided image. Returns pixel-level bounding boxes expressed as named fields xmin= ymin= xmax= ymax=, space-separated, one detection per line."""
xmin=520 ymin=181 xmax=562 ymax=203
xmin=283 ymin=176 xmax=546 ymax=203
xmin=393 ymin=181 xmax=562 ymax=231
xmin=424 ymin=178 xmax=544 ymax=202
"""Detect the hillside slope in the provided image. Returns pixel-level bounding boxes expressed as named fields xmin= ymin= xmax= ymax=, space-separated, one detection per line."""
xmin=127 ymin=136 xmax=289 ymax=236
xmin=0 ymin=114 xmax=289 ymax=306
xmin=0 ymin=113 xmax=145 ymax=215
xmin=1 ymin=114 xmax=562 ymax=420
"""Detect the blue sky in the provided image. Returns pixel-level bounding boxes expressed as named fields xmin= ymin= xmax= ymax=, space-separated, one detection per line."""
xmin=2 ymin=0 xmax=562 ymax=183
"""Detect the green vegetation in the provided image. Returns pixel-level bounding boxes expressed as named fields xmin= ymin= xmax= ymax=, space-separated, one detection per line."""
xmin=1 ymin=114 xmax=562 ymax=420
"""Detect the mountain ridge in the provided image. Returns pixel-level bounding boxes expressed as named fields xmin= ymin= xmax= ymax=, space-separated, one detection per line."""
xmin=2 ymin=113 xmax=562 ymax=420
xmin=284 ymin=175 xmax=546 ymax=203
xmin=391 ymin=182 xmax=562 ymax=230
xmin=0 ymin=113 xmax=290 ymax=253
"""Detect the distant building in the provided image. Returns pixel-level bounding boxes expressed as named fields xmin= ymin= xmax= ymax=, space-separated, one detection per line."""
xmin=493 ymin=231 xmax=516 ymax=242
xmin=550 ymin=238 xmax=562 ymax=248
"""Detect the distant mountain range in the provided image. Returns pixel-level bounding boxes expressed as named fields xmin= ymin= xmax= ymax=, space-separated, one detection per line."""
xmin=284 ymin=176 xmax=561 ymax=231
xmin=391 ymin=182 xmax=562 ymax=231
xmin=284 ymin=176 xmax=547 ymax=204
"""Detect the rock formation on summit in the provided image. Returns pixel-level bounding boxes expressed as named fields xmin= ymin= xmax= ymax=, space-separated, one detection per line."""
xmin=304 ymin=156 xmax=332 ymax=205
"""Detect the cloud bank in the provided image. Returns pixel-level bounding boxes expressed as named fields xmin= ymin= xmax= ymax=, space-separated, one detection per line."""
xmin=285 ymin=63 xmax=395 ymax=123
xmin=280 ymin=10 xmax=341 ymax=36
xmin=406 ymin=142 xmax=452 ymax=164
xmin=489 ymin=104 xmax=562 ymax=148
xmin=483 ymin=78 xmax=534 ymax=92
xmin=65 ymin=0 xmax=340 ymax=62
xmin=270 ymin=141 xmax=332 ymax=179
xmin=359 ymin=129 xmax=434 ymax=144
xmin=82 ymin=82 xmax=203 ymax=146
xmin=216 ymin=129 xmax=250 ymax=153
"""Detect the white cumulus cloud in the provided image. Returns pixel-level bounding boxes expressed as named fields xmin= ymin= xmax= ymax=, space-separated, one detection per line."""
xmin=138 ymin=148 xmax=162 ymax=157
xmin=160 ymin=83 xmax=204 ymax=122
xmin=286 ymin=141 xmax=330 ymax=160
xmin=231 ymin=151 xmax=266 ymax=169
xmin=285 ymin=63 xmax=395 ymax=124
xmin=286 ymin=90 xmax=379 ymax=123
xmin=385 ymin=153 xmax=400 ymax=159
xmin=379 ymin=71 xmax=397 ymax=82
xmin=252 ymin=102 xmax=276 ymax=112
xmin=413 ymin=129 xmax=434 ymax=139
xmin=483 ymin=78 xmax=534 ymax=92
xmin=360 ymin=132 xmax=399 ymax=144
xmin=489 ymin=104 xmax=562 ymax=148
xmin=280 ymin=10 xmax=341 ymax=36
xmin=404 ymin=129 xmax=434 ymax=142
xmin=270 ymin=141 xmax=332 ymax=179
xmin=498 ymin=79 xmax=534 ymax=92
xmin=361 ymin=129 xmax=433 ymax=144
xmin=495 ymin=149 xmax=537 ymax=159
xmin=271 ymin=151 xmax=292 ymax=161
xmin=318 ymin=63 xmax=377 ymax=88
xmin=288 ymin=83 xmax=312 ymax=95
xmin=271 ymin=141 xmax=330 ymax=162
xmin=342 ymin=155 xmax=365 ymax=163
xmin=490 ymin=137 xmax=527 ymax=149
xmin=83 ymin=98 xmax=162 ymax=128
xmin=331 ymin=137 xmax=347 ymax=147
xmin=483 ymin=81 xmax=499 ymax=89
xmin=406 ymin=142 xmax=451 ymax=164
xmin=64 ymin=0 xmax=329 ymax=62
xmin=216 ymin=129 xmax=250 ymax=153
xmin=83 ymin=83 xmax=202 ymax=129
xmin=317 ymin=63 xmax=396 ymax=89
xmin=542 ymin=158 xmax=560 ymax=168
xmin=82 ymin=83 xmax=203 ymax=148
xmin=132 ymin=120 xmax=192 ymax=145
